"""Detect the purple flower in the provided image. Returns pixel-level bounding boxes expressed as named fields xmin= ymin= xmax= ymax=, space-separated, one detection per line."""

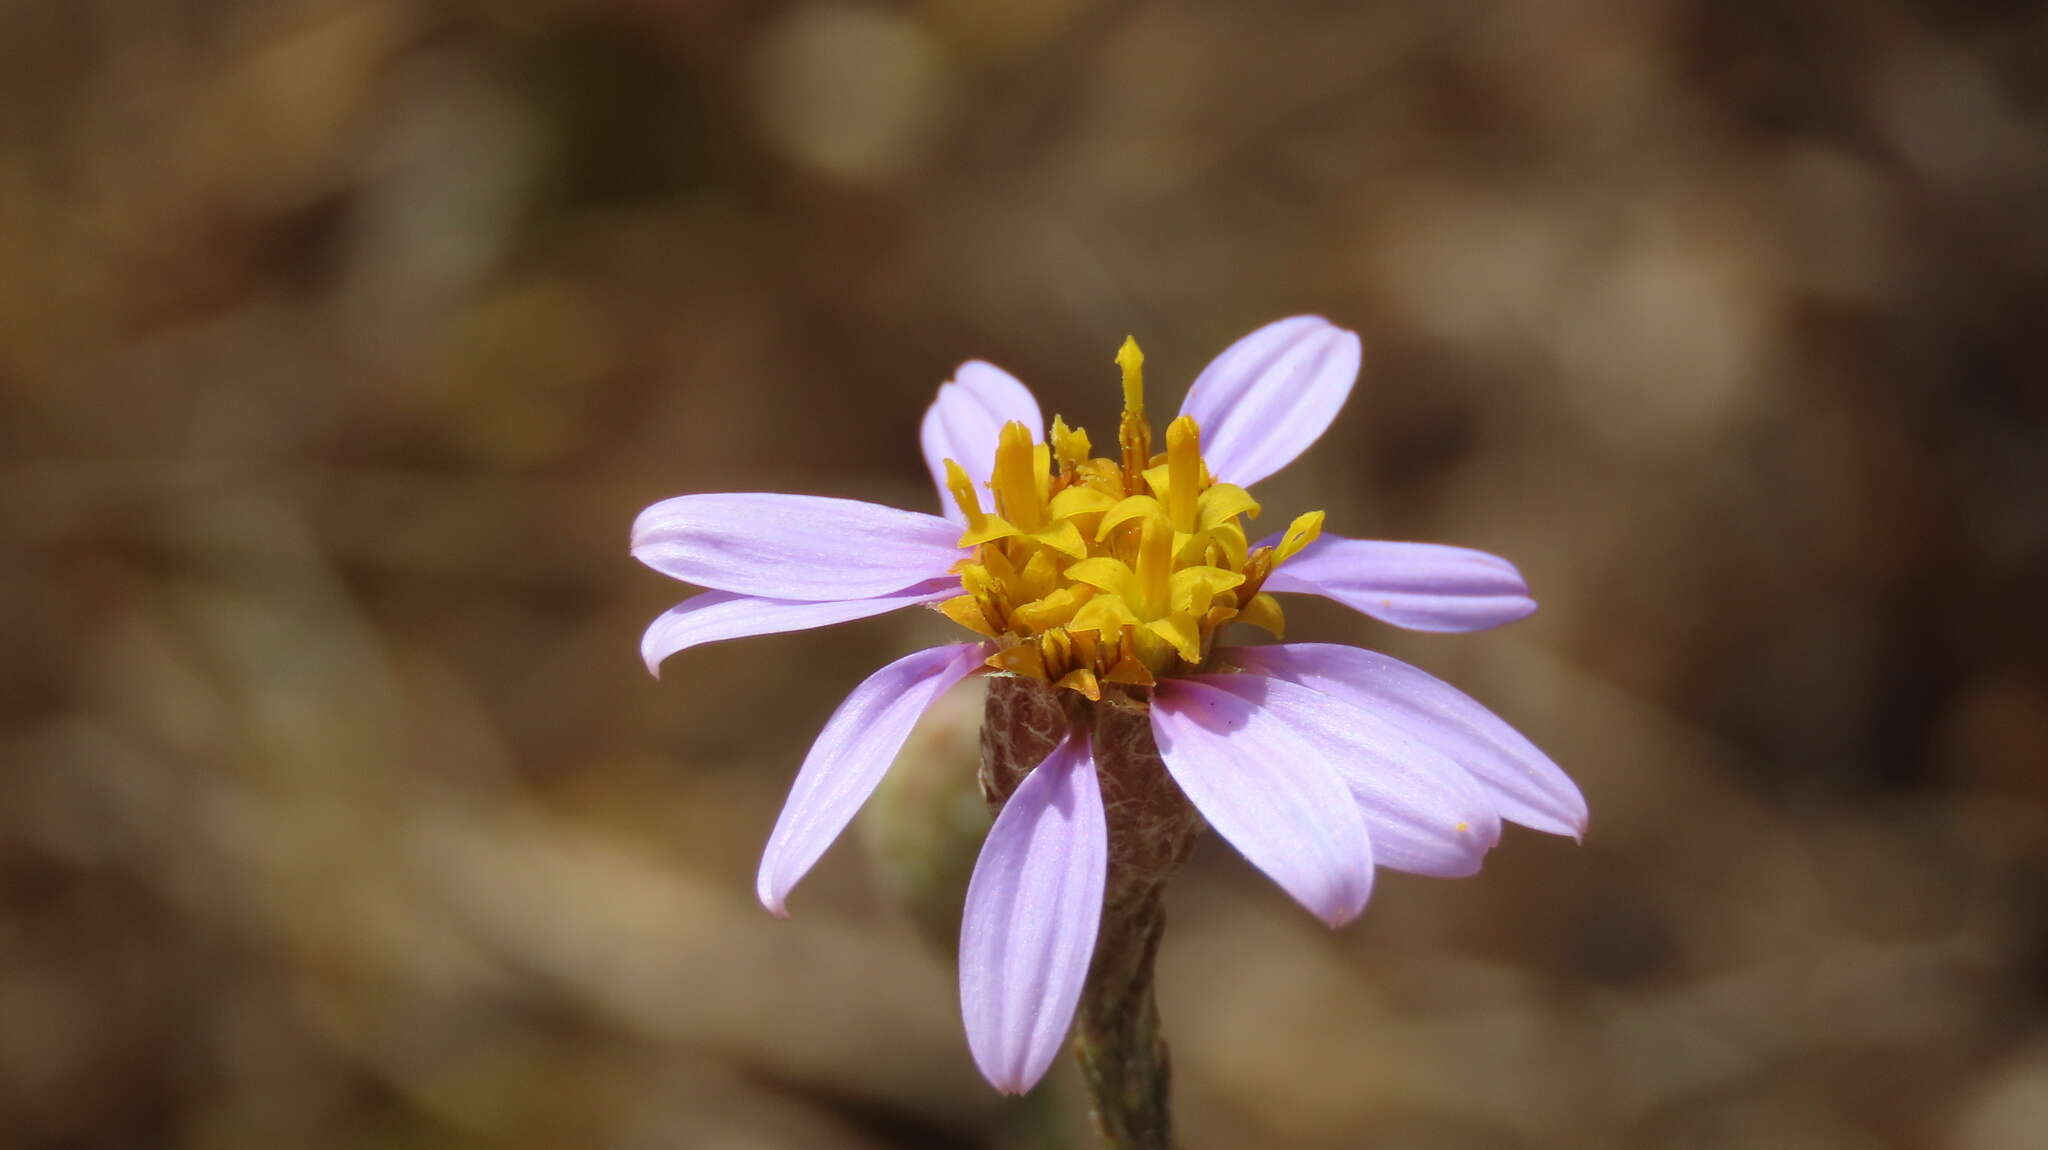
xmin=633 ymin=316 xmax=1587 ymax=1095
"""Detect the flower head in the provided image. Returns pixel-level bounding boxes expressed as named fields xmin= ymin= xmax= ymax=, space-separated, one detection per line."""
xmin=633 ymin=316 xmax=1586 ymax=1095
xmin=931 ymin=332 xmax=1324 ymax=698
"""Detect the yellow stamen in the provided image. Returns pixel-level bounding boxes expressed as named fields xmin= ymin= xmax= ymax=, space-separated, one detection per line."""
xmin=925 ymin=334 xmax=1334 ymax=697
xmin=1274 ymin=509 xmax=1325 ymax=563
xmin=1116 ymin=336 xmax=1151 ymax=493
xmin=990 ymin=422 xmax=1045 ymax=533
xmin=1051 ymin=415 xmax=1091 ymax=477
xmin=944 ymin=459 xmax=989 ymax=530
xmin=1133 ymin=514 xmax=1173 ymax=620
xmin=1164 ymin=416 xmax=1202 ymax=532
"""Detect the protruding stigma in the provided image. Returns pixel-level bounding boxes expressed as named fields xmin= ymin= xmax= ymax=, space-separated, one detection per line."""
xmin=1116 ymin=335 xmax=1151 ymax=493
xmin=1116 ymin=335 xmax=1145 ymax=418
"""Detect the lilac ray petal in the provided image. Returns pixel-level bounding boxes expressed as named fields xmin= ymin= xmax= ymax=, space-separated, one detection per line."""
xmin=641 ymin=579 xmax=958 ymax=676
xmin=959 ymin=732 xmax=1106 ymax=1095
xmin=1260 ymin=534 xmax=1538 ymax=632
xmin=1177 ymin=316 xmax=1362 ymax=488
xmin=1229 ymin=643 xmax=1587 ymax=837
xmin=756 ymin=643 xmax=989 ymax=914
xmin=921 ymin=361 xmax=1044 ymax=522
xmin=1191 ymin=674 xmax=1501 ymax=878
xmin=1150 ymin=680 xmax=1374 ymax=925
xmin=633 ymin=492 xmax=965 ymax=601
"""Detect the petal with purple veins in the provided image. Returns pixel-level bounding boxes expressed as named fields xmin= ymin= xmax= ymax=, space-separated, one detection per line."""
xmin=1177 ymin=316 xmax=1362 ymax=488
xmin=1228 ymin=642 xmax=1587 ymax=837
xmin=1192 ymin=673 xmax=1501 ymax=877
xmin=756 ymin=643 xmax=989 ymax=914
xmin=640 ymin=578 xmax=958 ymax=676
xmin=633 ymin=492 xmax=964 ymax=601
xmin=1150 ymin=680 xmax=1373 ymax=925
xmin=1261 ymin=535 xmax=1537 ymax=633
xmin=959 ymin=731 xmax=1106 ymax=1095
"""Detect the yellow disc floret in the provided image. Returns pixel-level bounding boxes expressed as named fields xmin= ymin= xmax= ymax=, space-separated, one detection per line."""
xmin=938 ymin=336 xmax=1325 ymax=699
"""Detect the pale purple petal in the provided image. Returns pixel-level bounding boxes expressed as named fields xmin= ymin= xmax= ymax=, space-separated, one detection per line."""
xmin=641 ymin=579 xmax=957 ymax=676
xmin=756 ymin=643 xmax=988 ymax=914
xmin=633 ymin=493 xmax=964 ymax=600
xmin=959 ymin=732 xmax=1105 ymax=1095
xmin=1230 ymin=643 xmax=1587 ymax=837
xmin=1150 ymin=680 xmax=1373 ymax=925
xmin=921 ymin=361 xmax=1044 ymax=522
xmin=1261 ymin=534 xmax=1538 ymax=632
xmin=1177 ymin=316 xmax=1362 ymax=488
xmin=1191 ymin=674 xmax=1501 ymax=878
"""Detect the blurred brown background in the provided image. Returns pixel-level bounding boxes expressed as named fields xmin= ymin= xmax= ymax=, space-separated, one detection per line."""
xmin=4 ymin=1 xmax=2046 ymax=1147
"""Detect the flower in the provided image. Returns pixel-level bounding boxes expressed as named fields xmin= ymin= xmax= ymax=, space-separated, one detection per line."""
xmin=633 ymin=316 xmax=1587 ymax=1094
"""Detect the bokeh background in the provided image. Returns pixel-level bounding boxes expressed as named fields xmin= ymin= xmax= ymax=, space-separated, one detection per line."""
xmin=4 ymin=1 xmax=2047 ymax=1147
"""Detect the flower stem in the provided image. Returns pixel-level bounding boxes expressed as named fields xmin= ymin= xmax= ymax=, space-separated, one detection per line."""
xmin=1073 ymin=880 xmax=1173 ymax=1149
xmin=981 ymin=677 xmax=1201 ymax=1150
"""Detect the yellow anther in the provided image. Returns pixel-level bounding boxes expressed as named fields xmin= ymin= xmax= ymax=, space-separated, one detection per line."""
xmin=1274 ymin=509 xmax=1325 ymax=563
xmin=1051 ymin=415 xmax=1092 ymax=477
xmin=1164 ymin=416 xmax=1202 ymax=532
xmin=990 ymin=422 xmax=1046 ymax=533
xmin=948 ymin=459 xmax=1023 ymax=548
xmin=944 ymin=459 xmax=987 ymax=526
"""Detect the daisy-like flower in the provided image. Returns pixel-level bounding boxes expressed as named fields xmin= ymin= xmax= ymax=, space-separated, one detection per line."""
xmin=633 ymin=316 xmax=1586 ymax=1096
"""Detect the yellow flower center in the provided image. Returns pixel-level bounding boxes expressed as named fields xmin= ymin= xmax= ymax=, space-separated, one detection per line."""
xmin=938 ymin=336 xmax=1326 ymax=699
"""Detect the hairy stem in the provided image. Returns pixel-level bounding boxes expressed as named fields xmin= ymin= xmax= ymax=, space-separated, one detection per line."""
xmin=1073 ymin=879 xmax=1172 ymax=1148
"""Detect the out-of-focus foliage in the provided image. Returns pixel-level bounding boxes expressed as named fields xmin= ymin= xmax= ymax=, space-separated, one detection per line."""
xmin=3 ymin=1 xmax=2045 ymax=1147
